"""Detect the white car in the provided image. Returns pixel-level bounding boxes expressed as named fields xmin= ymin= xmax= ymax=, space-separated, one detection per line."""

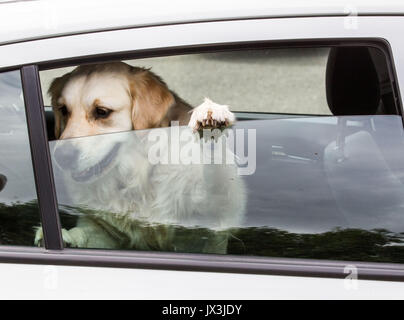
xmin=0 ymin=0 xmax=404 ymax=300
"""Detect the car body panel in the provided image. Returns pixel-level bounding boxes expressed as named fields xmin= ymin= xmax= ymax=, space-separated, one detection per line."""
xmin=1 ymin=263 xmax=403 ymax=299
xmin=1 ymin=16 xmax=403 ymax=113
xmin=1 ymin=0 xmax=404 ymax=46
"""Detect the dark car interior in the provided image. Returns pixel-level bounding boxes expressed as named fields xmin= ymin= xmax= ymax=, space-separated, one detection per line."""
xmin=327 ymin=46 xmax=398 ymax=116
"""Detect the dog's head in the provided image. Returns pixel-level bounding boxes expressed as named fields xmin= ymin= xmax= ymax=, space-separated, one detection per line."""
xmin=49 ymin=62 xmax=175 ymax=182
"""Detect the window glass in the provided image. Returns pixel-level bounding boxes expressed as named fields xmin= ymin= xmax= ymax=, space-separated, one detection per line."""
xmin=39 ymin=46 xmax=404 ymax=263
xmin=0 ymin=71 xmax=41 ymax=246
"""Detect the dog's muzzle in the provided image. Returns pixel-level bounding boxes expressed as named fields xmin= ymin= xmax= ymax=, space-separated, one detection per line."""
xmin=54 ymin=141 xmax=121 ymax=183
xmin=54 ymin=141 xmax=80 ymax=171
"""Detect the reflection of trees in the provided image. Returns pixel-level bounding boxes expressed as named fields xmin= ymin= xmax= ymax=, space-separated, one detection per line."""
xmin=228 ymin=227 xmax=404 ymax=263
xmin=0 ymin=202 xmax=79 ymax=246
xmin=0 ymin=201 xmax=40 ymax=246
xmin=168 ymin=226 xmax=404 ymax=263
xmin=1 ymin=202 xmax=404 ymax=264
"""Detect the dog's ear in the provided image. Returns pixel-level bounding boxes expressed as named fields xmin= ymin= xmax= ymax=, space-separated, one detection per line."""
xmin=129 ymin=68 xmax=175 ymax=130
xmin=48 ymin=74 xmax=71 ymax=139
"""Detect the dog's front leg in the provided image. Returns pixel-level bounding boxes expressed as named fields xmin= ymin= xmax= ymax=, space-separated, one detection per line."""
xmin=34 ymin=216 xmax=120 ymax=249
xmin=34 ymin=224 xmax=91 ymax=248
xmin=191 ymin=128 xmax=246 ymax=242
xmin=188 ymin=98 xmax=239 ymax=194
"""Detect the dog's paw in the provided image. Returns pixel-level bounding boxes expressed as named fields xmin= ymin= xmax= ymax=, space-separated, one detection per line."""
xmin=61 ymin=228 xmax=88 ymax=248
xmin=34 ymin=226 xmax=85 ymax=248
xmin=188 ymin=98 xmax=235 ymax=132
xmin=34 ymin=226 xmax=44 ymax=247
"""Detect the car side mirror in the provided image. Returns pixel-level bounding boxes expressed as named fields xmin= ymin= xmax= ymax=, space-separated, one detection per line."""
xmin=0 ymin=174 xmax=7 ymax=192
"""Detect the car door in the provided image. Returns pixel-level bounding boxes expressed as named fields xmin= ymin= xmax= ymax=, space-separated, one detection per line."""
xmin=1 ymin=16 xmax=404 ymax=299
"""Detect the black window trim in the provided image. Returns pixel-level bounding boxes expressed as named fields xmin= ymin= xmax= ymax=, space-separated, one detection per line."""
xmin=35 ymin=37 xmax=403 ymax=120
xmin=3 ymin=38 xmax=403 ymax=281
xmin=21 ymin=65 xmax=64 ymax=250
xmin=0 ymin=245 xmax=403 ymax=282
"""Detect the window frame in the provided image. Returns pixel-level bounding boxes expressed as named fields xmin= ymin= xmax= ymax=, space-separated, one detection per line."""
xmin=37 ymin=38 xmax=403 ymax=118
xmin=21 ymin=66 xmax=63 ymax=250
xmin=0 ymin=34 xmax=404 ymax=281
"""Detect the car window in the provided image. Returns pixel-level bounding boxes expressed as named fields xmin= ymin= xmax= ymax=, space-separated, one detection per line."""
xmin=38 ymin=46 xmax=404 ymax=263
xmin=0 ymin=70 xmax=41 ymax=246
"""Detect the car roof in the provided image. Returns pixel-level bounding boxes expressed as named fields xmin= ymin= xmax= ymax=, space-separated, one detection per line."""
xmin=0 ymin=0 xmax=404 ymax=46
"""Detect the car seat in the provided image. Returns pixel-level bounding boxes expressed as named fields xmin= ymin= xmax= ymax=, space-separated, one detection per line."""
xmin=323 ymin=47 xmax=404 ymax=229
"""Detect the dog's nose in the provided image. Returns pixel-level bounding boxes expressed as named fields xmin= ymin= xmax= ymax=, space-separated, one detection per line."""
xmin=54 ymin=142 xmax=80 ymax=170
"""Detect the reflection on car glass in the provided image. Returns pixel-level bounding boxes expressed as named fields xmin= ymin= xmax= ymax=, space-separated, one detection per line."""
xmin=46 ymin=115 xmax=404 ymax=263
xmin=0 ymin=71 xmax=41 ymax=246
xmin=46 ymin=127 xmax=247 ymax=253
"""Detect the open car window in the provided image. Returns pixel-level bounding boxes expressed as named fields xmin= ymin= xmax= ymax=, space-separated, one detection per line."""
xmin=41 ymin=48 xmax=332 ymax=116
xmin=37 ymin=45 xmax=404 ymax=263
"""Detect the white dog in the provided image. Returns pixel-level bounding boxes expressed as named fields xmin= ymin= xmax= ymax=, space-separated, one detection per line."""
xmin=35 ymin=62 xmax=246 ymax=253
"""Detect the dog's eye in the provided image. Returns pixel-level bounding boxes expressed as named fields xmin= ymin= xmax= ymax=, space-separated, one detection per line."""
xmin=95 ymin=107 xmax=112 ymax=119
